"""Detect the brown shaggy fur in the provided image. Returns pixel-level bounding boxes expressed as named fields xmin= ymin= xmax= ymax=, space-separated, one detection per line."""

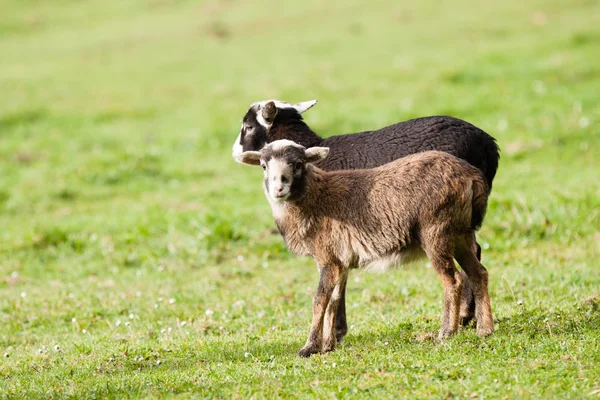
xmin=239 ymin=143 xmax=494 ymax=357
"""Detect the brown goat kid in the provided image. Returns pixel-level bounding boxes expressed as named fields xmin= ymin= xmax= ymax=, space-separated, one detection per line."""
xmin=237 ymin=140 xmax=494 ymax=357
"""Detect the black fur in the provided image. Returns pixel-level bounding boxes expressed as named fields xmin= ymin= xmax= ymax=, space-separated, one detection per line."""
xmin=239 ymin=107 xmax=500 ymax=188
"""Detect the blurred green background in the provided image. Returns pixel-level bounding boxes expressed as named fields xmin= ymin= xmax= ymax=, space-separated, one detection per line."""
xmin=1 ymin=0 xmax=599 ymax=398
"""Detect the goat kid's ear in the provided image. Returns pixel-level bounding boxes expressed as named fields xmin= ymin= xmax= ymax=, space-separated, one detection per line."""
xmin=293 ymin=100 xmax=318 ymax=114
xmin=261 ymin=101 xmax=278 ymax=125
xmin=304 ymin=147 xmax=329 ymax=163
xmin=235 ymin=151 xmax=262 ymax=166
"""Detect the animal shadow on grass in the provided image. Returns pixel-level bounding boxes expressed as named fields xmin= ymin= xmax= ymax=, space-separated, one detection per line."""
xmin=195 ymin=324 xmax=433 ymax=363
xmin=195 ymin=302 xmax=598 ymax=363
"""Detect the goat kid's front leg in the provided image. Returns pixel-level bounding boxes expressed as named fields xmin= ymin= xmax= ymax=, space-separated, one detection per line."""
xmin=323 ymin=269 xmax=349 ymax=352
xmin=298 ymin=263 xmax=340 ymax=358
xmin=333 ymin=272 xmax=349 ymax=342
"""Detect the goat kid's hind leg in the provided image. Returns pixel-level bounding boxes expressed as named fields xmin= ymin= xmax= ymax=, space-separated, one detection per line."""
xmin=426 ymin=250 xmax=463 ymax=339
xmin=459 ymin=241 xmax=481 ymax=327
xmin=333 ymin=273 xmax=349 ymax=343
xmin=323 ymin=269 xmax=349 ymax=352
xmin=455 ymin=236 xmax=494 ymax=337
xmin=298 ymin=263 xmax=341 ymax=358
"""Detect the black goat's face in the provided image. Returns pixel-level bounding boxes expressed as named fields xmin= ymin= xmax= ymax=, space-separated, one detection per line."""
xmin=232 ymin=99 xmax=318 ymax=160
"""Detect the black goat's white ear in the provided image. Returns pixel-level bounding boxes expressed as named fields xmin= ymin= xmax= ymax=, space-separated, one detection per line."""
xmin=305 ymin=147 xmax=329 ymax=163
xmin=293 ymin=100 xmax=317 ymax=114
xmin=261 ymin=101 xmax=278 ymax=126
xmin=235 ymin=151 xmax=262 ymax=166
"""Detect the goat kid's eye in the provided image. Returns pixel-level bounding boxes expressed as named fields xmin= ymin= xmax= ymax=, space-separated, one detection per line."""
xmin=261 ymin=164 xmax=266 ymax=170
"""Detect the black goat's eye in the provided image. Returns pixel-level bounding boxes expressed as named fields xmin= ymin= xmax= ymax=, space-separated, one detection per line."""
xmin=261 ymin=164 xmax=266 ymax=170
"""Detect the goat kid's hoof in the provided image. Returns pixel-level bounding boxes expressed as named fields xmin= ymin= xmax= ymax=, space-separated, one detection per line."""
xmin=321 ymin=340 xmax=337 ymax=353
xmin=297 ymin=345 xmax=321 ymax=358
xmin=476 ymin=326 xmax=494 ymax=337
xmin=437 ymin=329 xmax=455 ymax=341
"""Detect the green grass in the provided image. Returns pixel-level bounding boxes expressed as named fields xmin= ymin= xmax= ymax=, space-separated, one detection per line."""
xmin=1 ymin=0 xmax=599 ymax=398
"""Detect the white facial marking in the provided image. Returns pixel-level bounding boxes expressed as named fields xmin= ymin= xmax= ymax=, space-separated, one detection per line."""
xmin=265 ymin=158 xmax=294 ymax=202
xmin=255 ymin=111 xmax=270 ymax=129
xmin=232 ymin=130 xmax=244 ymax=159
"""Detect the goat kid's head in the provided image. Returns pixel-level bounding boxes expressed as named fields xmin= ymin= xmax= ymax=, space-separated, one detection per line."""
xmin=232 ymin=99 xmax=318 ymax=159
xmin=236 ymin=140 xmax=329 ymax=202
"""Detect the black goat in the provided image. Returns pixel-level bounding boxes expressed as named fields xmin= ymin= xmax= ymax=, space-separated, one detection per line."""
xmin=232 ymin=99 xmax=500 ymax=341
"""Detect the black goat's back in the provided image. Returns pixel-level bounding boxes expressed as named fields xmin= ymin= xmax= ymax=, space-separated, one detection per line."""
xmin=318 ymin=116 xmax=499 ymax=189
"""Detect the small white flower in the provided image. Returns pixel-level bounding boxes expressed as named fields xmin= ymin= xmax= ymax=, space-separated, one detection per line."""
xmin=244 ymin=352 xmax=251 ymax=358
xmin=71 ymin=318 xmax=77 ymax=323
xmin=517 ymin=299 xmax=523 ymax=305
xmin=115 ymin=320 xmax=122 ymax=327
xmin=135 ymin=291 xmax=142 ymax=297
xmin=82 ymin=329 xmax=87 ymax=334
xmin=160 ymin=329 xmax=166 ymax=334
xmin=236 ymin=255 xmax=244 ymax=262
xmin=11 ymin=271 xmax=18 ymax=278
xmin=354 ymin=276 xmax=360 ymax=283
xmin=262 ymin=261 xmax=268 ymax=268
xmin=158 ymin=297 xmax=164 ymax=302
xmin=20 ymin=292 xmax=27 ymax=298
xmin=153 ymin=304 xmax=159 ymax=309
xmin=157 ymin=265 xmax=164 ymax=272
xmin=332 ymin=362 xmax=337 ymax=368
xmin=156 ymin=360 xmax=161 ymax=365
xmin=3 ymin=353 xmax=8 ymax=358
xmin=125 ymin=321 xmax=130 ymax=326
xmin=37 ymin=349 xmax=43 ymax=354
xmin=129 ymin=313 xmax=135 ymax=319
xmin=167 ymin=327 xmax=172 ymax=333
xmin=205 ymin=309 xmax=214 ymax=316
xmin=53 ymin=344 xmax=60 ymax=352
xmin=233 ymin=300 xmax=245 ymax=308
xmin=169 ymin=298 xmax=176 ymax=304
xmin=181 ymin=321 xmax=187 ymax=326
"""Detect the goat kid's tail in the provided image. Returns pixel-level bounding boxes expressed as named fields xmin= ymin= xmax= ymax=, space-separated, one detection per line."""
xmin=470 ymin=176 xmax=489 ymax=231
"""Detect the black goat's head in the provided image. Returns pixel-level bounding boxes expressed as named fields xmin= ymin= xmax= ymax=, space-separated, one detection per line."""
xmin=232 ymin=99 xmax=317 ymax=159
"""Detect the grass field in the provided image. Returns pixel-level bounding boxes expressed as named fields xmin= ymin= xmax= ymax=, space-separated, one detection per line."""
xmin=1 ymin=0 xmax=599 ymax=398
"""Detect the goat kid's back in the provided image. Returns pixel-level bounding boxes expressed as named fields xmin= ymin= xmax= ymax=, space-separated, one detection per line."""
xmin=284 ymin=151 xmax=489 ymax=267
